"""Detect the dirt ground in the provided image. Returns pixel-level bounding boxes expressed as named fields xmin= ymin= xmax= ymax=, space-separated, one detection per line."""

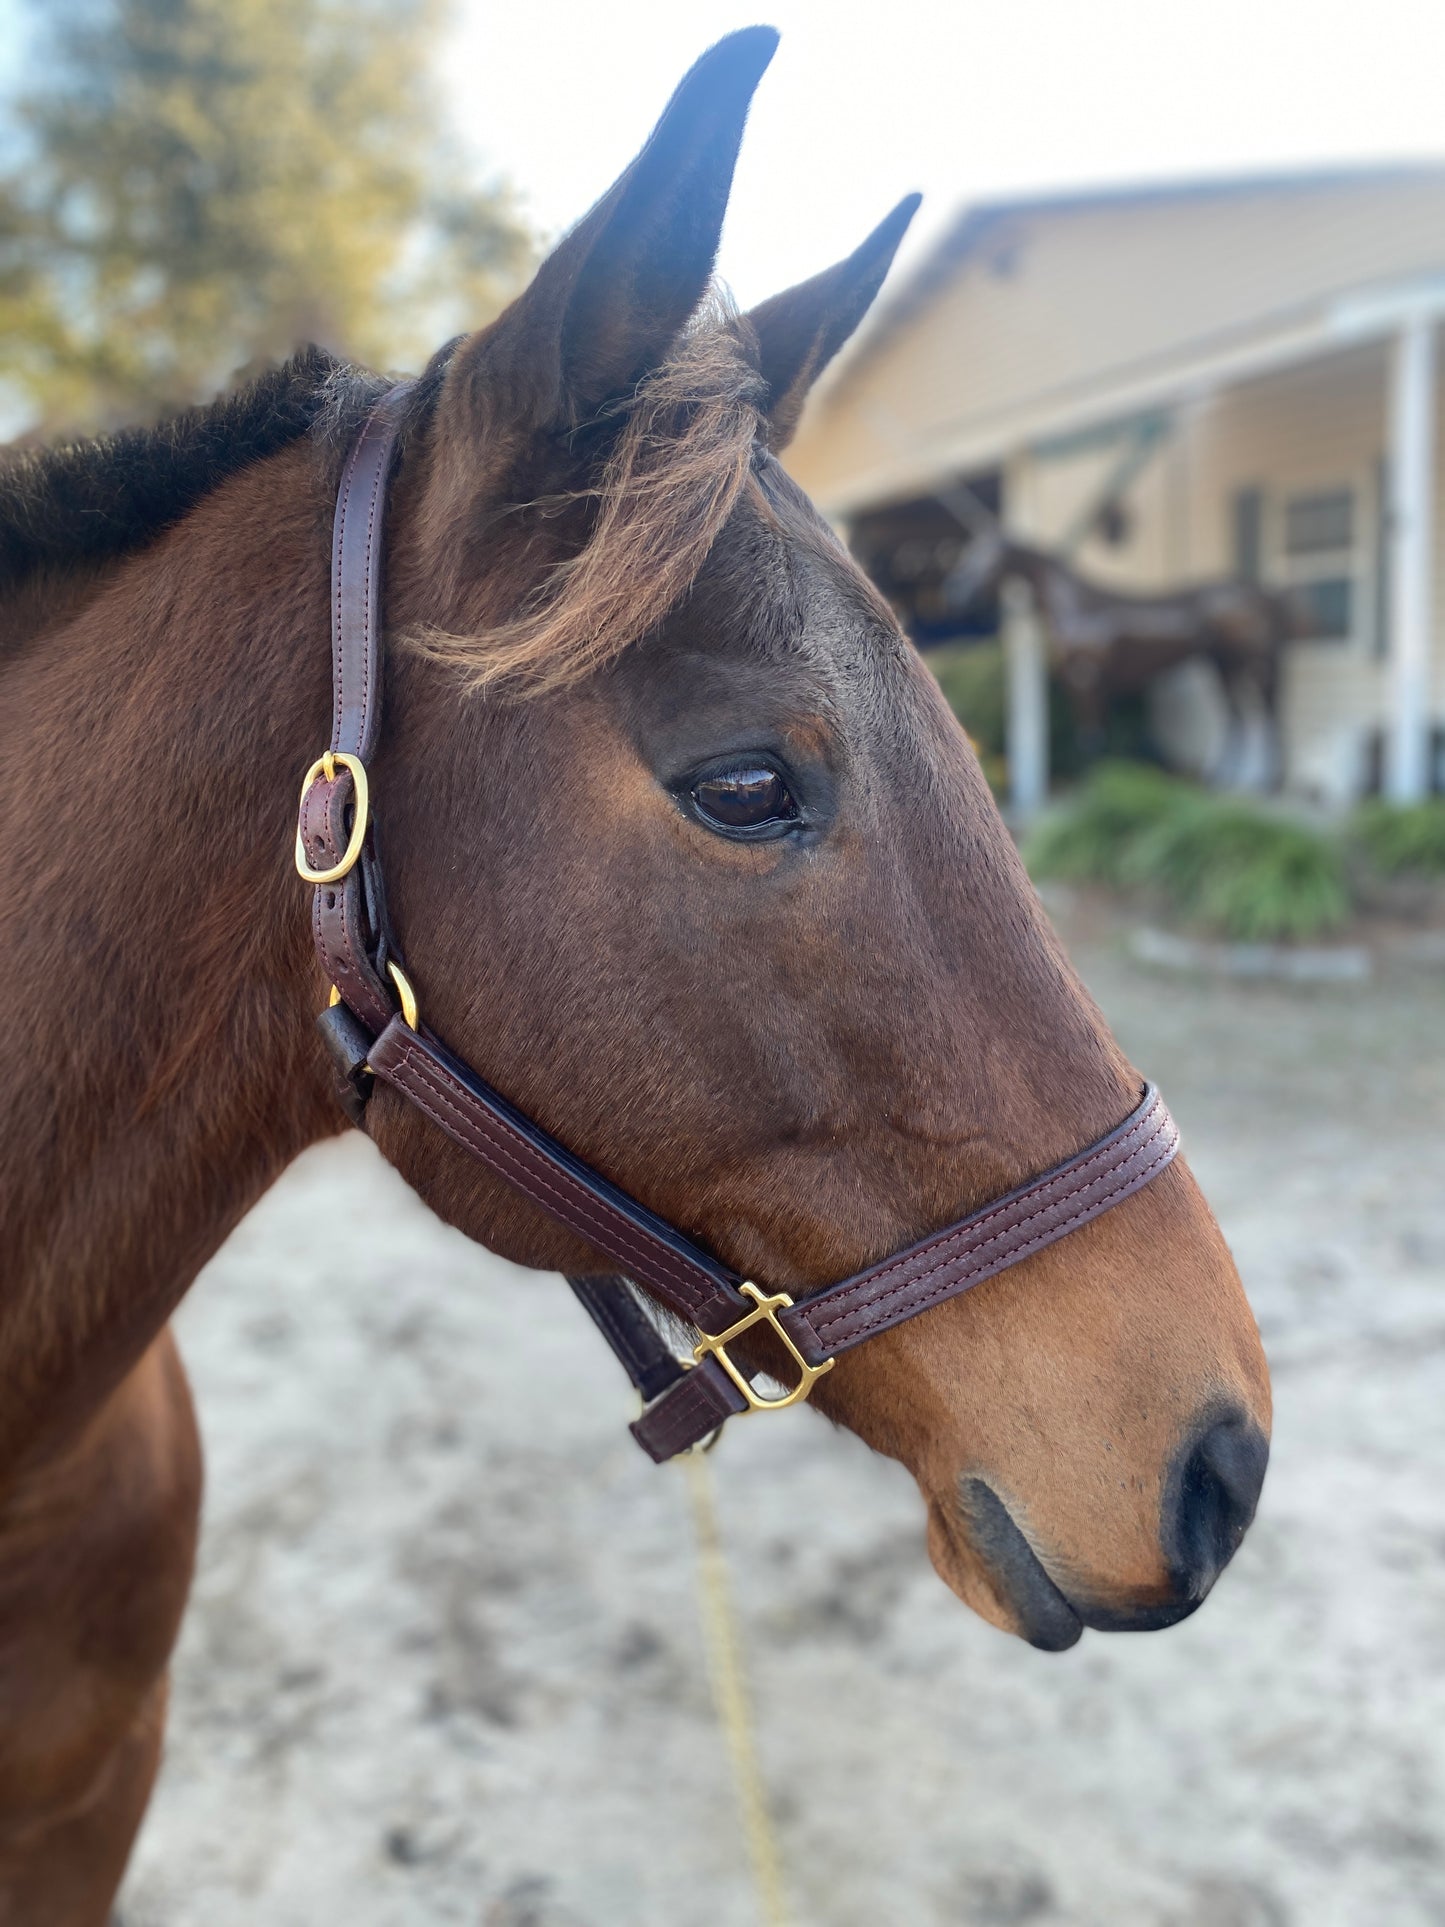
xmin=117 ymin=915 xmax=1445 ymax=1927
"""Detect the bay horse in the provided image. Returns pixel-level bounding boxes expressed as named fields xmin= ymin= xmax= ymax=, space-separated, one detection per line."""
xmin=0 ymin=30 xmax=1270 ymax=1923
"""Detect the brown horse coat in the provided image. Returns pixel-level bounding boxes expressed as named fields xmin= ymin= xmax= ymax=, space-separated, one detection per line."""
xmin=0 ymin=31 xmax=1269 ymax=1922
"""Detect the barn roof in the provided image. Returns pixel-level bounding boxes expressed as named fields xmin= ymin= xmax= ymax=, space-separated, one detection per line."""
xmin=853 ymin=163 xmax=1445 ymax=379
xmin=786 ymin=160 xmax=1445 ymax=513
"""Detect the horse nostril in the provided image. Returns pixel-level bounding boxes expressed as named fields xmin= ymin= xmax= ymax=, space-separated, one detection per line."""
xmin=1162 ymin=1411 xmax=1269 ymax=1599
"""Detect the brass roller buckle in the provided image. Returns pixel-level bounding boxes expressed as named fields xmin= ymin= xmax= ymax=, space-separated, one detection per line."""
xmin=295 ymin=751 xmax=369 ymax=885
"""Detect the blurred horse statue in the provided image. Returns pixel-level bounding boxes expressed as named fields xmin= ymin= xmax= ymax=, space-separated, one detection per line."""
xmin=947 ymin=524 xmax=1306 ymax=785
xmin=0 ymin=31 xmax=1270 ymax=1923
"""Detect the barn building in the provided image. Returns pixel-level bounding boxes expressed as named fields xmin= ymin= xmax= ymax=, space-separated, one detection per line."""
xmin=785 ymin=166 xmax=1445 ymax=811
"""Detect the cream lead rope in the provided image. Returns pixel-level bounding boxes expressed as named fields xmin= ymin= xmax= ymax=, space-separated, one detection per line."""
xmin=684 ymin=1452 xmax=792 ymax=1927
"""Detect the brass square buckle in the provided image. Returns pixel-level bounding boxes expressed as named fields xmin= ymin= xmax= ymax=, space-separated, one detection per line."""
xmin=295 ymin=751 xmax=369 ymax=885
xmin=692 ymin=1283 xmax=834 ymax=1412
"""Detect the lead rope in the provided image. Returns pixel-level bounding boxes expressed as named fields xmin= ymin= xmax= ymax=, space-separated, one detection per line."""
xmin=683 ymin=1452 xmax=792 ymax=1927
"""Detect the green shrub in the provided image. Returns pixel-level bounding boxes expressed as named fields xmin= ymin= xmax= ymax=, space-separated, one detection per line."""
xmin=1025 ymin=761 xmax=1351 ymax=941
xmin=1201 ymin=836 xmax=1351 ymax=941
xmin=1128 ymin=803 xmax=1350 ymax=940
xmin=1353 ymin=799 xmax=1445 ymax=876
xmin=1023 ymin=761 xmax=1187 ymax=888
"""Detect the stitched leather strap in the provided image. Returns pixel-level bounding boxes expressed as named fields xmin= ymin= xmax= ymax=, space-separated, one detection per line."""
xmin=630 ymin=1355 xmax=749 ymax=1463
xmin=301 ymin=784 xmax=394 ymax=1030
xmin=364 ymin=996 xmax=1178 ymax=1460
xmin=300 ymin=383 xmax=416 ymax=1025
xmin=366 ymin=1017 xmax=748 ymax=1332
xmin=782 ymin=1082 xmax=1178 ymax=1362
xmin=626 ymin=1084 xmax=1180 ymax=1458
xmin=328 ymin=387 xmax=415 ymax=762
xmin=565 ymin=1274 xmax=756 ymax=1460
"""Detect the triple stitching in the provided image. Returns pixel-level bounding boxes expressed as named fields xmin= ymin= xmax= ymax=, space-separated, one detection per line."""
xmin=312 ymin=386 xmax=1192 ymax=1462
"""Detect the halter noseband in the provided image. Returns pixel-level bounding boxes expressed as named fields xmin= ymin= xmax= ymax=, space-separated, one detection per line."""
xmin=296 ymin=386 xmax=1180 ymax=1462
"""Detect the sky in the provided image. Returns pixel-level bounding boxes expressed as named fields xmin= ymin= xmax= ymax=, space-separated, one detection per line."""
xmin=447 ymin=0 xmax=1445 ymax=307
xmin=3 ymin=0 xmax=1445 ymax=316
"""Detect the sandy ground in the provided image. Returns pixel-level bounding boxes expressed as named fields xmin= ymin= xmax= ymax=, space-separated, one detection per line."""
xmin=117 ymin=921 xmax=1445 ymax=1927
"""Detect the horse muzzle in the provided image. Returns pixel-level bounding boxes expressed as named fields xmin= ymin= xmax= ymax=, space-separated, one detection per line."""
xmin=940 ymin=1408 xmax=1269 ymax=1651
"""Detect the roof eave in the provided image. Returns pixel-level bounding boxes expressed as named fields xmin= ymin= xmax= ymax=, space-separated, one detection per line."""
xmin=812 ymin=267 xmax=1445 ymax=518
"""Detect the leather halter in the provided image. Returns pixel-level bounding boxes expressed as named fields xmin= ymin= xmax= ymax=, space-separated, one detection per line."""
xmin=297 ymin=385 xmax=1181 ymax=1462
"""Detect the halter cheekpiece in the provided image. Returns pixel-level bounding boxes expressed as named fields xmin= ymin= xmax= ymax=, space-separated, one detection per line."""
xmin=296 ymin=385 xmax=1181 ymax=1462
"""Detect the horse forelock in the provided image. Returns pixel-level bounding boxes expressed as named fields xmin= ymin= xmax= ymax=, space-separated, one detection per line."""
xmin=405 ymin=300 xmax=768 ymax=697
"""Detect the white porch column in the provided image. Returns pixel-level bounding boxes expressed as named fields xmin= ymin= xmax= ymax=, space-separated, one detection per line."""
xmin=1004 ymin=576 xmax=1048 ymax=820
xmin=1386 ymin=316 xmax=1436 ymax=802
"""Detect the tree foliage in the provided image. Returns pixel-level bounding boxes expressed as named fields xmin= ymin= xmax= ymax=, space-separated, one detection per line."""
xmin=0 ymin=0 xmax=533 ymax=431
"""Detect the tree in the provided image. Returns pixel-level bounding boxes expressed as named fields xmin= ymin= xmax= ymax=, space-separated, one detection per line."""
xmin=0 ymin=0 xmax=533 ymax=431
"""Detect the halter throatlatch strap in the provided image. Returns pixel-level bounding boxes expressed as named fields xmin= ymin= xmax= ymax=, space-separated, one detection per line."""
xmin=299 ymin=391 xmax=1183 ymax=1464
xmin=364 ymin=1016 xmax=745 ymax=1334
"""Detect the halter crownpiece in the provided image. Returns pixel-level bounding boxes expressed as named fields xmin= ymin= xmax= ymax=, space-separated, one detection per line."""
xmin=296 ymin=388 xmax=1181 ymax=1463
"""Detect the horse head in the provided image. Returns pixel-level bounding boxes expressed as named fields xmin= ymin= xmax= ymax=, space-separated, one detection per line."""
xmin=358 ymin=29 xmax=1269 ymax=1649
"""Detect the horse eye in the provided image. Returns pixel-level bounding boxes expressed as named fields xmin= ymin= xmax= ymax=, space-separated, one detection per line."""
xmin=690 ymin=765 xmax=797 ymax=833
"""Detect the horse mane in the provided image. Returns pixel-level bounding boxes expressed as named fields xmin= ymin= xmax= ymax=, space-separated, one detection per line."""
xmin=0 ymin=345 xmax=379 ymax=597
xmin=2 ymin=309 xmax=764 ymax=695
xmin=410 ymin=304 xmax=767 ymax=696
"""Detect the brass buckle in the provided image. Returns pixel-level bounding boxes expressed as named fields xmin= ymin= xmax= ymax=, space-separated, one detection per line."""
xmin=385 ymin=962 xmax=419 ymax=1029
xmin=295 ymin=751 xmax=369 ymax=885
xmin=692 ymin=1283 xmax=834 ymax=1412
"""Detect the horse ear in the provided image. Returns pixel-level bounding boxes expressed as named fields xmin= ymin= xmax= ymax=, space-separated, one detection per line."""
xmin=454 ymin=28 xmax=778 ymax=433
xmin=746 ymin=194 xmax=921 ymax=449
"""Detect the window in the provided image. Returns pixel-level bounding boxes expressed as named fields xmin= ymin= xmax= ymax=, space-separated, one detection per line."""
xmin=1231 ymin=480 xmax=1373 ymax=647
xmin=1278 ymin=486 xmax=1360 ymax=643
xmin=1284 ymin=489 xmax=1354 ymax=555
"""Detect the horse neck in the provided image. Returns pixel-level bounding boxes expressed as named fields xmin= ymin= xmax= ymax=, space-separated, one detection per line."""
xmin=0 ymin=438 xmax=343 ymax=1466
